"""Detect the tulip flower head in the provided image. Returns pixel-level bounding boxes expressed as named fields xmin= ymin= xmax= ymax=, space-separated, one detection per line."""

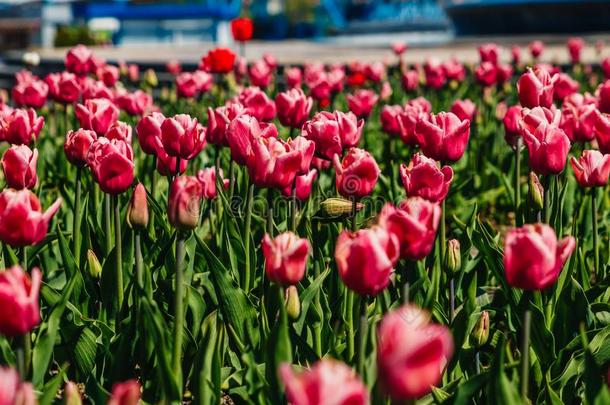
xmin=570 ymin=150 xmax=610 ymax=188
xmin=87 ymin=137 xmax=135 ymax=194
xmin=262 ymin=232 xmax=311 ymax=286
xmin=333 ymin=147 xmax=380 ymax=199
xmin=2 ymin=145 xmax=38 ymax=190
xmin=414 ymin=111 xmax=470 ymax=162
xmin=400 ymin=153 xmax=453 ymax=202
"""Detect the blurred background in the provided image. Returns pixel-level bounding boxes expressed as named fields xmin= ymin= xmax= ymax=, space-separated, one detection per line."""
xmin=1 ymin=0 xmax=610 ymax=51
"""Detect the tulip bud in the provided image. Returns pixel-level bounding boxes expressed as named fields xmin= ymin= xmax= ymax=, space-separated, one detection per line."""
xmin=87 ymin=250 xmax=102 ymax=279
xmin=285 ymin=286 xmax=301 ymax=320
xmin=127 ymin=183 xmax=149 ymax=229
xmin=64 ymin=381 xmax=83 ymax=405
xmin=529 ymin=172 xmax=544 ymax=210
xmin=144 ymin=69 xmax=158 ymax=87
xmin=470 ymin=311 xmax=490 ymax=348
xmin=446 ymin=239 xmax=461 ymax=273
xmin=315 ymin=197 xmax=363 ymax=221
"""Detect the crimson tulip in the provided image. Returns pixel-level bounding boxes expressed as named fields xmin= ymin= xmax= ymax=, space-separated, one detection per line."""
xmin=96 ymin=64 xmax=120 ymax=87
xmin=12 ymin=77 xmax=48 ymax=109
xmin=135 ymin=112 xmax=165 ymax=155
xmin=478 ymin=43 xmax=499 ymax=64
xmin=517 ymin=67 xmax=557 ymax=108
xmin=75 ymin=98 xmax=119 ymax=136
xmin=503 ymin=105 xmax=522 ymax=147
xmin=87 ymin=138 xmax=134 ymax=194
xmin=45 ymin=72 xmax=80 ymax=104
xmin=570 ymin=150 xmax=610 ymax=187
xmin=116 ymin=90 xmax=152 ymax=116
xmin=0 ymin=266 xmax=41 ymax=336
xmin=167 ymin=176 xmax=203 ymax=230
xmin=0 ymin=108 xmax=44 ymax=145
xmin=201 ymin=47 xmax=236 ymax=74
xmin=301 ymin=111 xmax=363 ymax=160
xmin=248 ymin=59 xmax=274 ymax=88
xmin=65 ymin=44 xmax=93 ymax=76
xmin=281 ymin=169 xmax=317 ymax=200
xmin=598 ymin=81 xmax=610 ymax=114
xmin=275 ymin=88 xmax=313 ymax=129
xmin=424 ymin=59 xmax=446 ymax=89
xmin=400 ymin=153 xmax=453 ymax=202
xmin=380 ymin=105 xmax=403 ymax=136
xmin=106 ymin=121 xmax=133 ymax=143
xmin=237 ymin=87 xmax=276 ymax=122
xmin=415 ymin=111 xmax=470 ymax=162
xmin=284 ymin=67 xmax=303 ymax=88
xmin=443 ymin=59 xmax=466 ymax=82
xmin=529 ymin=40 xmax=544 ymax=59
xmin=262 ymin=232 xmax=310 ymax=286
xmin=2 ymin=145 xmax=38 ymax=190
xmin=333 ymin=147 xmax=380 ymax=199
xmin=567 ymin=37 xmax=584 ymax=64
xmin=553 ymin=73 xmax=580 ymax=101
xmin=226 ymin=114 xmax=278 ymax=165
xmin=231 ymin=17 xmax=253 ymax=42
xmin=160 ymin=114 xmax=206 ymax=160
xmin=397 ymin=98 xmax=431 ymax=146
xmin=346 ymin=89 xmax=379 ymax=119
xmin=560 ymin=94 xmax=597 ymax=142
xmin=64 ymin=129 xmax=97 ymax=167
xmin=207 ymin=102 xmax=245 ymax=146
xmin=247 ymin=136 xmax=301 ymax=189
xmin=450 ymin=99 xmax=476 ymax=122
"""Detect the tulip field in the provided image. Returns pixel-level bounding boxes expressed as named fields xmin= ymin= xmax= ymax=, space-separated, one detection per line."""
xmin=5 ymin=29 xmax=610 ymax=404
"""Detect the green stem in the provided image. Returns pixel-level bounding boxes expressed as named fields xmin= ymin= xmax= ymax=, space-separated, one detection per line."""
xmin=135 ymin=232 xmax=144 ymax=289
xmin=357 ymin=296 xmax=369 ymax=379
xmin=440 ymin=199 xmax=446 ymax=266
xmin=104 ymin=193 xmax=112 ymax=255
xmin=73 ymin=167 xmax=82 ymax=268
xmin=22 ymin=333 xmax=31 ymax=379
xmin=172 ymin=234 xmax=186 ymax=382
xmin=514 ymin=138 xmax=521 ymax=225
xmin=114 ymin=195 xmax=124 ymax=317
xmin=346 ymin=290 xmax=355 ymax=362
xmin=21 ymin=246 xmax=27 ymax=270
xmin=228 ymin=159 xmax=236 ymax=200
xmin=290 ymin=178 xmax=297 ymax=232
xmin=592 ymin=189 xmax=600 ymax=280
xmin=243 ymin=183 xmax=254 ymax=292
xmin=267 ymin=188 xmax=274 ymax=237
xmin=521 ymin=309 xmax=532 ymax=401
xmin=544 ymin=175 xmax=552 ymax=224
xmin=351 ymin=198 xmax=358 ymax=232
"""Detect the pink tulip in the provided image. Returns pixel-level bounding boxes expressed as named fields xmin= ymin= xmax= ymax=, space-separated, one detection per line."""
xmin=346 ymin=89 xmax=379 ymax=119
xmin=2 ymin=145 xmax=38 ymax=190
xmin=81 ymin=78 xmax=114 ymax=101
xmin=284 ymin=67 xmax=303 ymax=88
xmin=176 ymin=72 xmax=201 ymax=98
xmin=570 ymin=150 xmax=610 ymax=187
xmin=106 ymin=121 xmax=133 ymax=143
xmin=364 ymin=62 xmax=385 ymax=83
xmin=0 ymin=108 xmax=44 ymax=145
xmin=475 ymin=62 xmax=498 ymax=87
xmin=12 ymin=78 xmax=48 ymax=109
xmin=65 ymin=44 xmax=93 ymax=76
xmin=275 ymin=88 xmax=313 ymax=129
xmin=96 ymin=64 xmax=120 ymax=87
xmin=400 ymin=153 xmax=453 ymax=202
xmin=75 ymin=98 xmax=119 ymax=136
xmin=442 ymin=59 xmax=466 ymax=82
xmin=207 ymin=102 xmax=246 ymax=147
xmin=237 ymin=87 xmax=276 ymax=121
xmin=560 ymin=94 xmax=597 ymax=142
xmin=0 ymin=189 xmax=61 ymax=247
xmin=160 ymin=114 xmax=206 ymax=160
xmin=397 ymin=98 xmax=431 ymax=146
xmin=64 ymin=129 xmax=97 ymax=167
xmin=380 ymin=105 xmax=404 ymax=136
xmin=415 ymin=112 xmax=470 ymax=162
xmin=335 ymin=225 xmax=399 ymax=296
xmin=503 ymin=105 xmax=523 ymax=147
xmin=517 ymin=67 xmax=557 ymax=108
xmin=392 ymin=42 xmax=407 ymax=55
xmin=401 ymin=69 xmax=419 ymax=91
xmin=262 ymin=232 xmax=311 ymax=286
xmin=167 ymin=176 xmax=203 ymax=230
xmin=248 ymin=59 xmax=274 ymax=88
xmin=553 ymin=73 xmax=580 ymax=101
xmin=116 ymin=90 xmax=152 ymax=116
xmin=529 ymin=40 xmax=544 ymax=59
xmin=45 ymin=72 xmax=81 ymax=104
xmin=602 ymin=58 xmax=610 ymax=79
xmin=301 ymin=111 xmax=363 ymax=160
xmin=478 ymin=43 xmax=499 ymax=64
xmin=423 ymin=59 xmax=446 ymax=89
xmin=107 ymin=380 xmax=141 ymax=405
xmin=280 ymin=360 xmax=369 ymax=405
xmin=450 ymin=99 xmax=476 ymax=122
xmin=598 ymin=81 xmax=610 ymax=114
xmin=333 ymin=147 xmax=380 ymax=199
xmin=377 ymin=304 xmax=454 ymax=399
xmin=136 ymin=112 xmax=165 ymax=155
xmin=567 ymin=37 xmax=584 ymax=64
xmin=156 ymin=147 xmax=187 ymax=176
xmin=226 ymin=114 xmax=278 ymax=165
xmin=87 ymin=138 xmax=134 ymax=194
xmin=0 ymin=266 xmax=41 ymax=336
xmin=511 ymin=45 xmax=521 ymax=64
xmin=504 ymin=223 xmax=575 ymax=290
xmin=247 ymin=136 xmax=301 ymax=189
xmin=281 ymin=169 xmax=317 ymax=200
xmin=196 ymin=167 xmax=229 ymax=199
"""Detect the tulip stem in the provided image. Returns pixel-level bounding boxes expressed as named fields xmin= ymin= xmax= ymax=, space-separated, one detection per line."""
xmin=290 ymin=178 xmax=297 ymax=232
xmin=351 ymin=198 xmax=358 ymax=232
xmin=592 ymin=189 xmax=601 ymax=279
xmin=543 ymin=175 xmax=551 ymax=224
xmin=22 ymin=333 xmax=31 ymax=378
xmin=228 ymin=159 xmax=236 ymax=200
xmin=449 ymin=277 xmax=455 ymax=323
xmin=440 ymin=199 xmax=446 ymax=272
xmin=104 ymin=193 xmax=112 ymax=255
xmin=267 ymin=188 xmax=274 ymax=237
xmin=21 ymin=247 xmax=27 ymax=270
xmin=114 ymin=195 xmax=124 ymax=319
xmin=357 ymin=296 xmax=369 ymax=379
xmin=243 ymin=183 xmax=254 ymax=292
xmin=135 ymin=231 xmax=144 ymax=290
xmin=346 ymin=290 xmax=355 ymax=362
xmin=520 ymin=308 xmax=532 ymax=401
xmin=172 ymin=233 xmax=186 ymax=383
xmin=73 ymin=167 xmax=82 ymax=268
xmin=514 ymin=138 xmax=521 ymax=225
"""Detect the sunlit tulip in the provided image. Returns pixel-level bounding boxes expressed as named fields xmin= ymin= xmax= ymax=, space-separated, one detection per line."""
xmin=380 ymin=105 xmax=403 ymax=136
xmin=65 ymin=44 xmax=93 ymax=76
xmin=231 ymin=17 xmax=253 ymax=42
xmin=281 ymin=169 xmax=317 ymax=200
xmin=415 ymin=111 xmax=470 ymax=162
xmin=226 ymin=114 xmax=278 ymax=165
xmin=96 ymin=64 xmax=120 ymax=87
xmin=553 ymin=73 xmax=580 ymax=101
xmin=333 ymin=147 xmax=380 ymax=199
xmin=45 ymin=72 xmax=80 ymax=104
xmin=247 ymin=136 xmax=301 ymax=189
xmin=64 ymin=129 xmax=97 ymax=167
xmin=301 ymin=111 xmax=363 ymax=160
xmin=262 ymin=232 xmax=311 ymax=286
xmin=2 ymin=145 xmax=38 ymax=190
xmin=201 ymin=47 xmax=236 ymax=74
xmin=397 ymin=99 xmax=431 ymax=146
xmin=127 ymin=183 xmax=149 ymax=229
xmin=249 ymin=59 xmax=274 ymax=88
xmin=160 ymin=114 xmax=206 ymax=160
xmin=0 ymin=108 xmax=44 ymax=145
xmin=136 ymin=112 xmax=165 ymax=155
xmin=346 ymin=89 xmax=379 ymax=119
xmin=116 ymin=90 xmax=152 ymax=116
xmin=0 ymin=266 xmax=41 ymax=336
xmin=401 ymin=69 xmax=419 ymax=91
xmin=423 ymin=59 xmax=446 ymax=89
xmin=275 ymin=88 xmax=313 ymax=129
xmin=570 ymin=150 xmax=610 ymax=187
xmin=12 ymin=78 xmax=48 ymax=109
xmin=207 ymin=102 xmax=245 ymax=146
xmin=75 ymin=98 xmax=119 ymax=136
xmin=284 ymin=67 xmax=303 ymax=88
xmin=87 ymin=138 xmax=134 ymax=194
xmin=400 ymin=153 xmax=453 ymax=202
xmin=517 ymin=67 xmax=557 ymax=108
xmin=450 ymin=99 xmax=476 ymax=122
xmin=560 ymin=94 xmax=597 ymax=142
xmin=237 ymin=87 xmax=276 ymax=121
xmin=443 ymin=59 xmax=466 ymax=82
xmin=168 ymin=176 xmax=203 ymax=230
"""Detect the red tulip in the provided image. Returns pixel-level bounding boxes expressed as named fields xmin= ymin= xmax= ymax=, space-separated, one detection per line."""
xmin=333 ymin=147 xmax=380 ymax=199
xmin=415 ymin=112 xmax=470 ymax=162
xmin=567 ymin=37 xmax=584 ymax=64
xmin=96 ymin=64 xmax=120 ymax=87
xmin=503 ymin=105 xmax=523 ymax=147
xmin=45 ymin=72 xmax=81 ymax=104
xmin=517 ymin=67 xmax=557 ymax=108
xmin=570 ymin=150 xmax=610 ymax=187
xmin=301 ymin=111 xmax=363 ymax=160
xmin=0 ymin=108 xmax=44 ymax=145
xmin=231 ymin=17 xmax=253 ymax=42
xmin=201 ymin=47 xmax=236 ymax=74
xmin=400 ymin=153 xmax=453 ymax=202
xmin=168 ymin=176 xmax=203 ymax=230
xmin=397 ymin=98 xmax=431 ymax=146
xmin=423 ymin=59 xmax=446 ymax=89
xmin=64 ymin=129 xmax=97 ymax=167
xmin=450 ymin=99 xmax=476 ymax=122
xmin=346 ymin=89 xmax=379 ymax=119
xmin=237 ymin=87 xmax=276 ymax=122
xmin=529 ymin=40 xmax=544 ymax=59
xmin=226 ymin=114 xmax=278 ymax=165
xmin=262 ymin=232 xmax=310 ymax=286
xmin=511 ymin=45 xmax=521 ymax=64
xmin=280 ymin=359 xmax=369 ymax=405
xmin=196 ymin=167 xmax=228 ymax=199
xmin=75 ymin=98 xmax=119 ymax=136
xmin=519 ymin=107 xmax=571 ymax=175
xmin=284 ymin=67 xmax=303 ymax=88
xmin=2 ymin=145 xmax=38 ymax=190
xmin=87 ymin=138 xmax=134 ymax=194
xmin=504 ymin=223 xmax=575 ymax=290
xmin=335 ymin=225 xmax=398 ymax=296
xmin=275 ymin=88 xmax=313 ymax=129
xmin=248 ymin=59 xmax=274 ymax=88
xmin=401 ymin=69 xmax=420 ymax=91
xmin=107 ymin=380 xmax=141 ymax=405
xmin=0 ymin=266 xmax=41 ymax=336
xmin=377 ymin=304 xmax=454 ymax=399
xmin=602 ymin=58 xmax=610 ymax=79
xmin=560 ymin=94 xmax=597 ymax=142
xmin=442 ymin=59 xmax=466 ymax=82
xmin=475 ymin=62 xmax=498 ymax=87
xmin=106 ymin=121 xmax=133 ymax=143
xmin=116 ymin=90 xmax=152 ymax=116
xmin=282 ymin=169 xmax=317 ymax=200
xmin=478 ymin=43 xmax=499 ymax=64
xmin=598 ymin=81 xmax=610 ymax=114
xmin=136 ymin=112 xmax=165 ymax=155
xmin=380 ymin=105 xmax=404 ymax=136
xmin=0 ymin=189 xmax=61 ymax=247
xmin=160 ymin=114 xmax=206 ymax=160
xmin=65 ymin=44 xmax=93 ymax=76
xmin=553 ymin=73 xmax=579 ymax=101
xmin=12 ymin=78 xmax=48 ymax=109
xmin=287 ymin=136 xmax=315 ymax=175
xmin=247 ymin=136 xmax=301 ymax=189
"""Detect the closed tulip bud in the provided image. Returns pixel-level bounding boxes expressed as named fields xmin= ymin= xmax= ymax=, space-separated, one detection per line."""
xmin=2 ymin=145 xmax=38 ymax=190
xmin=262 ymin=232 xmax=311 ymax=286
xmin=377 ymin=304 xmax=454 ymax=399
xmin=144 ymin=68 xmax=158 ymax=87
xmin=280 ymin=360 xmax=369 ymax=405
xmin=316 ymin=197 xmax=363 ymax=221
xmin=0 ymin=189 xmax=61 ymax=247
xmin=333 ymin=147 xmax=380 ymax=199
xmin=168 ymin=176 xmax=203 ymax=231
xmin=529 ymin=172 xmax=544 ymax=210
xmin=0 ymin=266 xmax=41 ymax=336
xmin=470 ymin=311 xmax=490 ymax=347
xmin=64 ymin=382 xmax=83 ymax=405
xmin=127 ymin=183 xmax=149 ymax=228
xmin=285 ymin=286 xmax=301 ymax=320
xmin=108 ymin=380 xmax=141 ymax=405
xmin=503 ymin=223 xmax=575 ymax=290
xmin=87 ymin=249 xmax=102 ymax=279
xmin=446 ymin=239 xmax=461 ymax=273
xmin=517 ymin=68 xmax=557 ymax=108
